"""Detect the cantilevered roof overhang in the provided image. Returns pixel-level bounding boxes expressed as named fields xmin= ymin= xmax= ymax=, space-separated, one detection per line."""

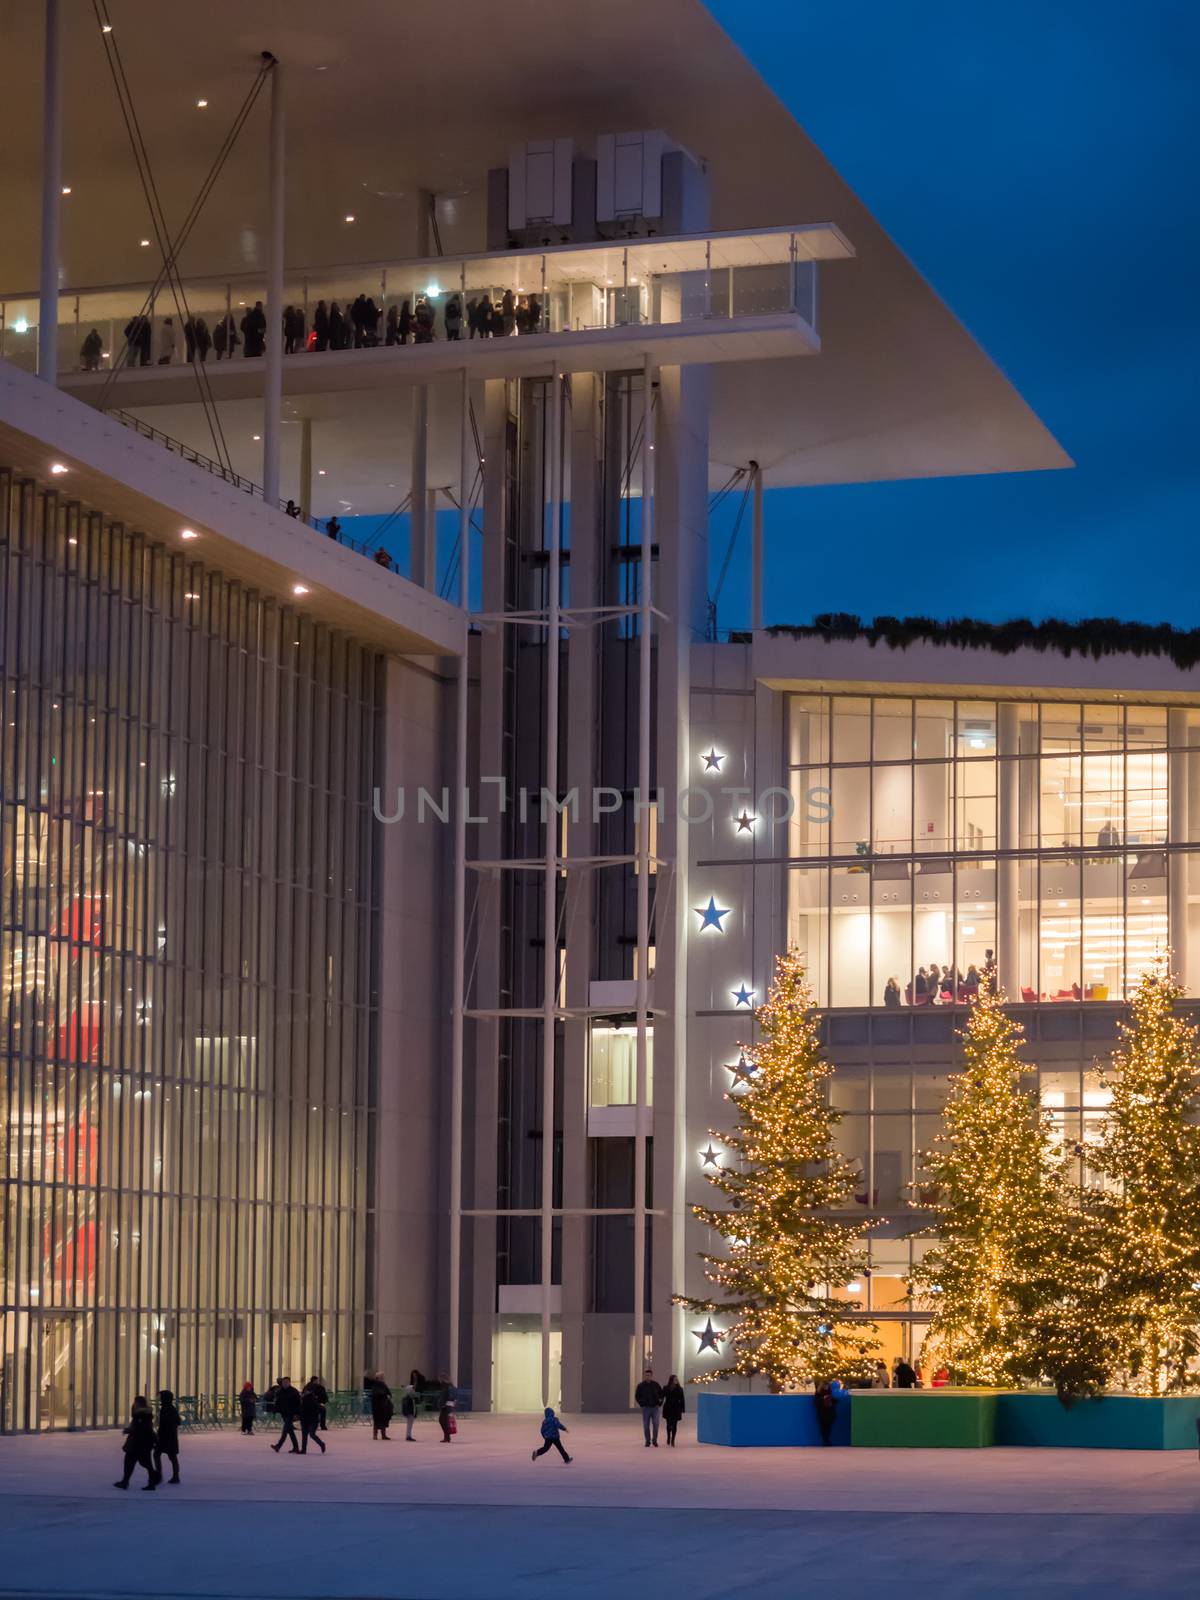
xmin=0 ymin=362 xmax=464 ymax=658
xmin=0 ymin=0 xmax=1070 ymax=490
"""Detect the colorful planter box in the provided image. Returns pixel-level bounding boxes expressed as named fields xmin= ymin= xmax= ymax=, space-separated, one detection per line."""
xmin=696 ymin=1389 xmax=851 ymax=1446
xmin=851 ymin=1389 xmax=999 ymax=1447
xmin=996 ymin=1390 xmax=1200 ymax=1450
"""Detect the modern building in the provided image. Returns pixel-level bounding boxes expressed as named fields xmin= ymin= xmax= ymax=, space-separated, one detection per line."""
xmin=4 ymin=0 xmax=1185 ymax=1428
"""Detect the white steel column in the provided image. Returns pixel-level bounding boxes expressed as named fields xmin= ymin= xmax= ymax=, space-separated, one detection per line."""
xmin=263 ymin=56 xmax=285 ymax=503
xmin=449 ymin=368 xmax=471 ymax=1384
xmin=750 ymin=461 xmax=763 ymax=632
xmin=411 ymin=387 xmax=429 ymax=586
xmin=998 ymin=702 xmax=1020 ymax=995
xmin=426 ymin=487 xmax=440 ymax=590
xmin=541 ymin=373 xmax=564 ymax=1405
xmin=38 ymin=0 xmax=63 ymax=385
xmin=299 ymin=417 xmax=313 ymax=522
xmin=633 ymin=357 xmax=656 ymax=1375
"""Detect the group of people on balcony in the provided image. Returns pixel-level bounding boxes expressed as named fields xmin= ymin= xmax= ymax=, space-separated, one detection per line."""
xmin=883 ymin=952 xmax=996 ymax=1008
xmin=89 ymin=288 xmax=547 ymax=371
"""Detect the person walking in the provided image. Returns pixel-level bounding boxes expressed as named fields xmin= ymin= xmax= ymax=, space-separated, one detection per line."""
xmin=635 ymin=1368 xmax=664 ymax=1448
xmin=238 ymin=1381 xmax=258 ymax=1434
xmin=437 ymin=1375 xmax=457 ymax=1443
xmin=114 ymin=1396 xmax=159 ymax=1489
xmin=154 ymin=1390 xmax=182 ymax=1483
xmin=400 ymin=1383 xmax=418 ymax=1440
xmin=270 ymin=1376 xmax=302 ymax=1453
xmin=531 ymin=1407 xmax=572 ymax=1464
xmin=370 ymin=1372 xmax=394 ymax=1440
xmin=79 ymin=328 xmax=103 ymax=371
xmin=300 ymin=1381 xmax=327 ymax=1454
xmin=661 ymin=1374 xmax=685 ymax=1446
xmin=157 ymin=316 xmax=178 ymax=365
xmin=309 ymin=1375 xmax=329 ymax=1431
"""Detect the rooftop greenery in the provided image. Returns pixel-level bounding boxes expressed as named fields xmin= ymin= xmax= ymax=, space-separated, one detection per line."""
xmin=766 ymin=614 xmax=1200 ymax=671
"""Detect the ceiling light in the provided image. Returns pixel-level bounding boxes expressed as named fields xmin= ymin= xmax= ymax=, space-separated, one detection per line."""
xmin=139 ymin=239 xmax=150 ymax=248
xmin=292 ymin=584 xmax=309 ymax=596
xmin=196 ymin=99 xmax=208 ymax=108
xmin=50 ymin=462 xmax=68 ymax=475
xmin=184 ymin=592 xmax=198 ymax=600
xmin=12 ymin=318 xmax=28 ymax=334
xmin=344 ymin=214 xmax=356 ymax=223
xmin=61 ymin=185 xmax=71 ymax=196
xmin=68 ymin=536 xmax=77 ymax=545
xmin=180 ymin=529 xmax=197 ymax=540
xmin=252 ymin=433 xmax=261 ymax=441
xmin=317 ymin=468 xmax=326 ymax=476
xmin=101 ymin=22 xmax=112 ymax=32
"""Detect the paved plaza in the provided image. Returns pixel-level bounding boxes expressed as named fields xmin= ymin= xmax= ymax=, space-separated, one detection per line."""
xmin=0 ymin=1414 xmax=1198 ymax=1597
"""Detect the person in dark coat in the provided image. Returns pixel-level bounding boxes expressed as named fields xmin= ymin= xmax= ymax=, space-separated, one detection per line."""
xmin=213 ymin=312 xmax=238 ymax=360
xmin=661 ymin=1374 xmax=685 ymax=1446
xmin=413 ymin=296 xmax=434 ymax=343
xmin=194 ymin=316 xmax=211 ymax=361
xmin=328 ymin=302 xmax=346 ymax=350
xmin=350 ymin=294 xmax=367 ymax=348
xmin=444 ymin=295 xmax=463 ymax=340
xmin=238 ymin=1381 xmax=258 ymax=1434
xmin=398 ymin=299 xmax=413 ymax=344
xmin=474 ymin=296 xmax=493 ymax=338
xmin=300 ymin=1381 xmax=327 ymax=1453
xmin=154 ymin=1389 xmax=181 ymax=1483
xmin=79 ymin=329 xmax=103 ymax=371
xmin=437 ymin=1375 xmax=457 ymax=1443
xmin=634 ymin=1368 xmax=664 ymax=1447
xmin=183 ymin=317 xmax=197 ymax=362
xmin=813 ymin=1381 xmax=837 ymax=1446
xmin=241 ymin=300 xmax=267 ymax=358
xmin=501 ymin=288 xmax=516 ymax=335
xmin=385 ymin=304 xmax=399 ymax=346
xmin=325 ymin=516 xmax=342 ymax=541
xmin=270 ymin=1376 xmax=302 ymax=1453
xmin=893 ymin=1357 xmax=918 ymax=1389
xmin=308 ymin=1375 xmax=329 ymax=1431
xmin=527 ymin=293 xmax=542 ymax=333
xmin=124 ymin=315 xmax=150 ymax=367
xmin=370 ymin=1372 xmax=393 ymax=1440
xmin=114 ymin=1396 xmax=159 ymax=1489
xmin=312 ymin=300 xmax=330 ymax=352
xmin=531 ymin=1406 xmax=572 ymax=1464
xmin=363 ymin=297 xmax=380 ymax=346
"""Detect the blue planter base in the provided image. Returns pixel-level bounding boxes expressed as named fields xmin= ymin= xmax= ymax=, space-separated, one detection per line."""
xmin=696 ymin=1389 xmax=850 ymax=1447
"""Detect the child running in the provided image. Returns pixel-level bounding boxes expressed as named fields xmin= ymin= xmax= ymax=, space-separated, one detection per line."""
xmin=531 ymin=1406 xmax=572 ymax=1464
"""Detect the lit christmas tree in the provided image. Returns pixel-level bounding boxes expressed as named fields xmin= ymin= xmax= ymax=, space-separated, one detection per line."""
xmin=910 ymin=987 xmax=1077 ymax=1385
xmin=675 ymin=950 xmax=876 ymax=1389
xmin=1088 ymin=968 xmax=1200 ymax=1394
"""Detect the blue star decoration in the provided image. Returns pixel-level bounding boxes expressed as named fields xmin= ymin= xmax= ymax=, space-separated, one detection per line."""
xmin=694 ymin=896 xmax=732 ymax=932
xmin=701 ymin=748 xmax=724 ymax=772
xmin=731 ymin=983 xmax=754 ymax=1007
xmin=693 ymin=1318 xmax=724 ymax=1354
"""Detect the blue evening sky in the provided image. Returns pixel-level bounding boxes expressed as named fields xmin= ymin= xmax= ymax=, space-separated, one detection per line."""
xmin=706 ymin=0 xmax=1200 ymax=633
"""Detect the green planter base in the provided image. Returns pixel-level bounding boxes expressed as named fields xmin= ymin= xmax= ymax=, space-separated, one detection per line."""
xmin=997 ymin=1391 xmax=1200 ymax=1450
xmin=851 ymin=1389 xmax=998 ymax=1447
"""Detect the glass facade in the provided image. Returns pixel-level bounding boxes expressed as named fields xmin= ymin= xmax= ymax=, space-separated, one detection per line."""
xmin=787 ymin=693 xmax=1200 ymax=1008
xmin=0 ymin=469 xmax=380 ymax=1430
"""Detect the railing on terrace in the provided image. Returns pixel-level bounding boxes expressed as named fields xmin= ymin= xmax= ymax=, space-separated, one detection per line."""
xmin=110 ymin=408 xmax=383 ymax=558
xmin=0 ymin=224 xmax=850 ymax=374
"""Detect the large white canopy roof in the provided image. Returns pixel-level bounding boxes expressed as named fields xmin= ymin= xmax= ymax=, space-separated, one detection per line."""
xmin=0 ymin=0 xmax=1069 ymax=492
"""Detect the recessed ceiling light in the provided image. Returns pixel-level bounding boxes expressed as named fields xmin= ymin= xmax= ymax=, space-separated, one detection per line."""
xmin=344 ymin=214 xmax=356 ymax=223
xmin=101 ymin=22 xmax=112 ymax=32
xmin=61 ymin=185 xmax=71 ymax=196
xmin=139 ymin=239 xmax=150 ymax=247
xmin=252 ymin=433 xmax=261 ymax=441
xmin=184 ymin=592 xmax=199 ymax=600
xmin=50 ymin=462 xmax=68 ymax=475
xmin=293 ymin=584 xmax=310 ymax=596
xmin=68 ymin=536 xmax=78 ymax=545
xmin=196 ymin=99 xmax=208 ymax=108
xmin=180 ymin=528 xmax=198 ymax=540
xmin=317 ymin=468 xmax=326 ymax=476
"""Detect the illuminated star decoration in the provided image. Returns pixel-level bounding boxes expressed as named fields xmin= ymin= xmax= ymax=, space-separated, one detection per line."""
xmin=700 ymin=1143 xmax=720 ymax=1166
xmin=701 ymin=748 xmax=724 ymax=772
xmin=735 ymin=811 xmax=756 ymax=833
xmin=727 ymin=1053 xmax=754 ymax=1085
xmin=731 ymin=984 xmax=754 ymax=1007
xmin=693 ymin=1318 xmax=724 ymax=1354
xmin=695 ymin=896 xmax=732 ymax=933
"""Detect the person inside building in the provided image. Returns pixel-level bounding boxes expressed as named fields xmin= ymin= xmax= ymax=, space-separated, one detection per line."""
xmin=473 ymin=295 xmax=493 ymax=338
xmin=328 ymin=301 xmax=346 ymax=350
xmin=157 ymin=316 xmax=178 ymax=364
xmin=373 ymin=546 xmax=392 ymax=569
xmin=914 ymin=966 xmax=929 ymax=1000
xmin=194 ymin=315 xmax=211 ymax=361
xmin=883 ymin=976 xmax=902 ymax=1007
xmin=964 ymin=963 xmax=981 ymax=995
xmin=312 ymin=299 xmax=330 ymax=351
xmin=284 ymin=500 xmax=300 ymax=518
xmin=385 ymin=303 xmax=399 ymax=346
xmin=927 ymin=962 xmax=942 ymax=1000
xmin=444 ymin=294 xmax=463 ymax=340
xmin=501 ymin=287 xmax=516 ymax=335
xmin=213 ymin=311 xmax=238 ymax=360
xmin=79 ymin=328 xmax=103 ymax=371
xmin=413 ymin=296 xmax=435 ymax=343
xmin=983 ymin=948 xmax=997 ymax=992
xmin=240 ymin=300 xmax=266 ymax=357
xmin=363 ymin=296 xmax=380 ymax=346
xmin=527 ymin=292 xmax=542 ymax=333
xmin=1098 ymin=817 xmax=1122 ymax=849
xmin=113 ymin=1397 xmax=158 ymax=1489
xmin=325 ymin=516 xmax=342 ymax=541
xmin=183 ymin=316 xmax=197 ymax=362
xmin=871 ymin=1361 xmax=890 ymax=1388
xmin=398 ymin=298 xmax=413 ymax=344
xmin=893 ymin=1355 xmax=918 ymax=1389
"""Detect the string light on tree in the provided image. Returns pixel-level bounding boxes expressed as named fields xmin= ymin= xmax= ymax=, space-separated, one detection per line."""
xmin=674 ymin=949 xmax=878 ymax=1390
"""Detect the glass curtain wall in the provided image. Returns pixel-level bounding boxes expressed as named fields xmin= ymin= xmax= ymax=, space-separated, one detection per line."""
xmin=788 ymin=693 xmax=1200 ymax=1008
xmin=0 ymin=469 xmax=379 ymax=1430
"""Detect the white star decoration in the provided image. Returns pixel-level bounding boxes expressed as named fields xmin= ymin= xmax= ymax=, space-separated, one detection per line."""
xmin=701 ymin=748 xmax=724 ymax=772
xmin=700 ymin=1143 xmax=720 ymax=1165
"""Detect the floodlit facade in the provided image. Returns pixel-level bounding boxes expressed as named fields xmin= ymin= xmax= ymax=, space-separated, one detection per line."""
xmin=13 ymin=0 xmax=1188 ymax=1426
